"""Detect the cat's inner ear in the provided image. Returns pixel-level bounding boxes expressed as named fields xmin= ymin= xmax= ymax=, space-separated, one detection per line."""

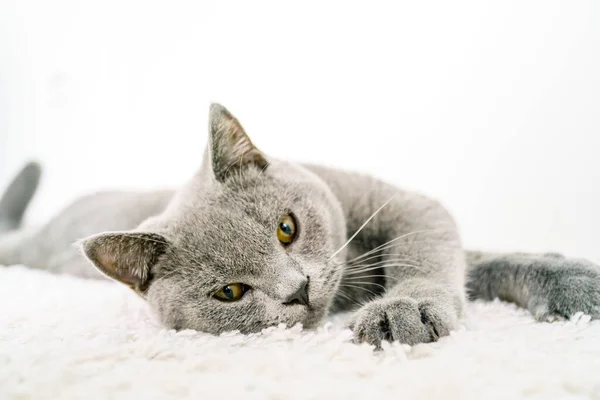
xmin=208 ymin=103 xmax=268 ymax=182
xmin=81 ymin=232 xmax=169 ymax=292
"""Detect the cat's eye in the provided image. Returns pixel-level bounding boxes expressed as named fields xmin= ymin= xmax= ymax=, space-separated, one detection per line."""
xmin=277 ymin=214 xmax=297 ymax=245
xmin=214 ymin=283 xmax=247 ymax=301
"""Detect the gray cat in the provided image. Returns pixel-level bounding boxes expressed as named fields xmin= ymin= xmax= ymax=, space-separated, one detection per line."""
xmin=1 ymin=104 xmax=599 ymax=347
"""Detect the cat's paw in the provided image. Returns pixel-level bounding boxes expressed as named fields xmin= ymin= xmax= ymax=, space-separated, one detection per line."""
xmin=349 ymin=297 xmax=459 ymax=348
xmin=529 ymin=263 xmax=600 ymax=321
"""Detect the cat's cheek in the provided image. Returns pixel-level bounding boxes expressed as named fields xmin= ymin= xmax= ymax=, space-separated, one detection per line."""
xmin=146 ymin=293 xmax=185 ymax=331
xmin=144 ymin=282 xmax=201 ymax=331
xmin=258 ymin=299 xmax=306 ymax=329
xmin=145 ymin=281 xmax=212 ymax=333
xmin=302 ymin=260 xmax=342 ymax=303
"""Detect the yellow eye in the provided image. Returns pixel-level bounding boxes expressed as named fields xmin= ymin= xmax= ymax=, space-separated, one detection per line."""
xmin=214 ymin=283 xmax=246 ymax=301
xmin=277 ymin=214 xmax=297 ymax=245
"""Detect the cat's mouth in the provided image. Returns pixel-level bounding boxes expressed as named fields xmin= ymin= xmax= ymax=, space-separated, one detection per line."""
xmin=295 ymin=278 xmax=338 ymax=329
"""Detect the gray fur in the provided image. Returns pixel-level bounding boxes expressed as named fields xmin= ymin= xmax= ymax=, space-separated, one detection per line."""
xmin=466 ymin=251 xmax=600 ymax=321
xmin=0 ymin=162 xmax=41 ymax=233
xmin=1 ymin=104 xmax=599 ymax=348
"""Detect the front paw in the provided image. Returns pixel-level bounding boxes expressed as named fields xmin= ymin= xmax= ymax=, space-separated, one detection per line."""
xmin=349 ymin=297 xmax=459 ymax=348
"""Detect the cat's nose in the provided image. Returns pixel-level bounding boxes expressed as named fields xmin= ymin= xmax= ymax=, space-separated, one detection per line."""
xmin=283 ymin=277 xmax=309 ymax=306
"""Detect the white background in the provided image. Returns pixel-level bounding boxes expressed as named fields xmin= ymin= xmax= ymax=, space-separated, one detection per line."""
xmin=0 ymin=0 xmax=598 ymax=260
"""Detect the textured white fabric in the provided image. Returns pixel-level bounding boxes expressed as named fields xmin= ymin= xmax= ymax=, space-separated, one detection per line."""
xmin=1 ymin=265 xmax=599 ymax=400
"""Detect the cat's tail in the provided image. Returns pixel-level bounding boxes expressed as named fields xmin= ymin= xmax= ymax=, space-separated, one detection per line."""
xmin=464 ymin=250 xmax=600 ymax=321
xmin=0 ymin=162 xmax=42 ymax=234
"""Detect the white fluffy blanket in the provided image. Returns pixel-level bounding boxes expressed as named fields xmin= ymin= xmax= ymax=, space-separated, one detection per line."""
xmin=1 ymin=265 xmax=599 ymax=400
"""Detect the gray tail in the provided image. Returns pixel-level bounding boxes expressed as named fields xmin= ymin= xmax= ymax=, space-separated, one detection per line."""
xmin=0 ymin=162 xmax=42 ymax=234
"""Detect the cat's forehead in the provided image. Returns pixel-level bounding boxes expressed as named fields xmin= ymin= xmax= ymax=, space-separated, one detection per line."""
xmin=169 ymin=197 xmax=291 ymax=282
xmin=172 ymin=182 xmax=293 ymax=245
xmin=167 ymin=176 xmax=327 ymax=259
xmin=213 ymin=169 xmax=316 ymax=212
xmin=179 ymin=211 xmax=273 ymax=267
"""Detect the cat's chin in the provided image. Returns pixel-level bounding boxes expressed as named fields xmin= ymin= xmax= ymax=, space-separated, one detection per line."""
xmin=260 ymin=311 xmax=327 ymax=333
xmin=155 ymin=305 xmax=327 ymax=335
xmin=235 ymin=306 xmax=328 ymax=334
xmin=300 ymin=313 xmax=328 ymax=330
xmin=299 ymin=304 xmax=331 ymax=330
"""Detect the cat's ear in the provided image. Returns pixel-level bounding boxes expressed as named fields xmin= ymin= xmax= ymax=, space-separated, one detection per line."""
xmin=80 ymin=231 xmax=169 ymax=291
xmin=208 ymin=103 xmax=268 ymax=182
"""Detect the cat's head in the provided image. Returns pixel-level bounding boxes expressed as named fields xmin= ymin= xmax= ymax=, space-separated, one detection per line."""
xmin=81 ymin=104 xmax=348 ymax=334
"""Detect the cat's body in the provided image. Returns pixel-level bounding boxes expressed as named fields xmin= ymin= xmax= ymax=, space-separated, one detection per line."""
xmin=1 ymin=104 xmax=599 ymax=347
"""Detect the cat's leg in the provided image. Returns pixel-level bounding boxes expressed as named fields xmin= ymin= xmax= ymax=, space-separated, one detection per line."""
xmin=466 ymin=251 xmax=600 ymax=321
xmin=342 ymin=193 xmax=467 ymax=348
xmin=348 ymin=229 xmax=466 ymax=347
xmin=306 ymin=166 xmax=467 ymax=347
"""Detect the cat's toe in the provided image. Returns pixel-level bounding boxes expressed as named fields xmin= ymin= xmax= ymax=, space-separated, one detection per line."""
xmin=530 ymin=272 xmax=600 ymax=321
xmin=351 ymin=297 xmax=457 ymax=348
xmin=543 ymin=314 xmax=566 ymax=323
xmin=417 ymin=299 xmax=458 ymax=340
xmin=351 ymin=301 xmax=395 ymax=348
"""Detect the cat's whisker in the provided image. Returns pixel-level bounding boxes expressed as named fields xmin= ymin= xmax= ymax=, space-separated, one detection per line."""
xmin=343 ymin=228 xmax=452 ymax=266
xmin=345 ymin=256 xmax=420 ymax=269
xmin=341 ymin=280 xmax=387 ymax=292
xmin=345 ymin=255 xmax=439 ymax=274
xmin=344 ymin=240 xmax=456 ymax=269
xmin=343 ymin=274 xmax=399 ymax=282
xmin=341 ymin=232 xmax=428 ymax=266
xmin=323 ymin=234 xmax=435 ymax=272
xmin=344 ymin=257 xmax=426 ymax=274
xmin=327 ymin=195 xmax=397 ymax=262
xmin=373 ymin=254 xmax=442 ymax=273
xmin=344 ymin=263 xmax=424 ymax=277
xmin=339 ymin=283 xmax=383 ymax=298
xmin=324 ymin=240 xmax=454 ymax=280
xmin=335 ymin=290 xmax=362 ymax=307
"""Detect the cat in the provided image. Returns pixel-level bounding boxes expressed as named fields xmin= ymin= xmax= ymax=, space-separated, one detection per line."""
xmin=1 ymin=103 xmax=599 ymax=347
